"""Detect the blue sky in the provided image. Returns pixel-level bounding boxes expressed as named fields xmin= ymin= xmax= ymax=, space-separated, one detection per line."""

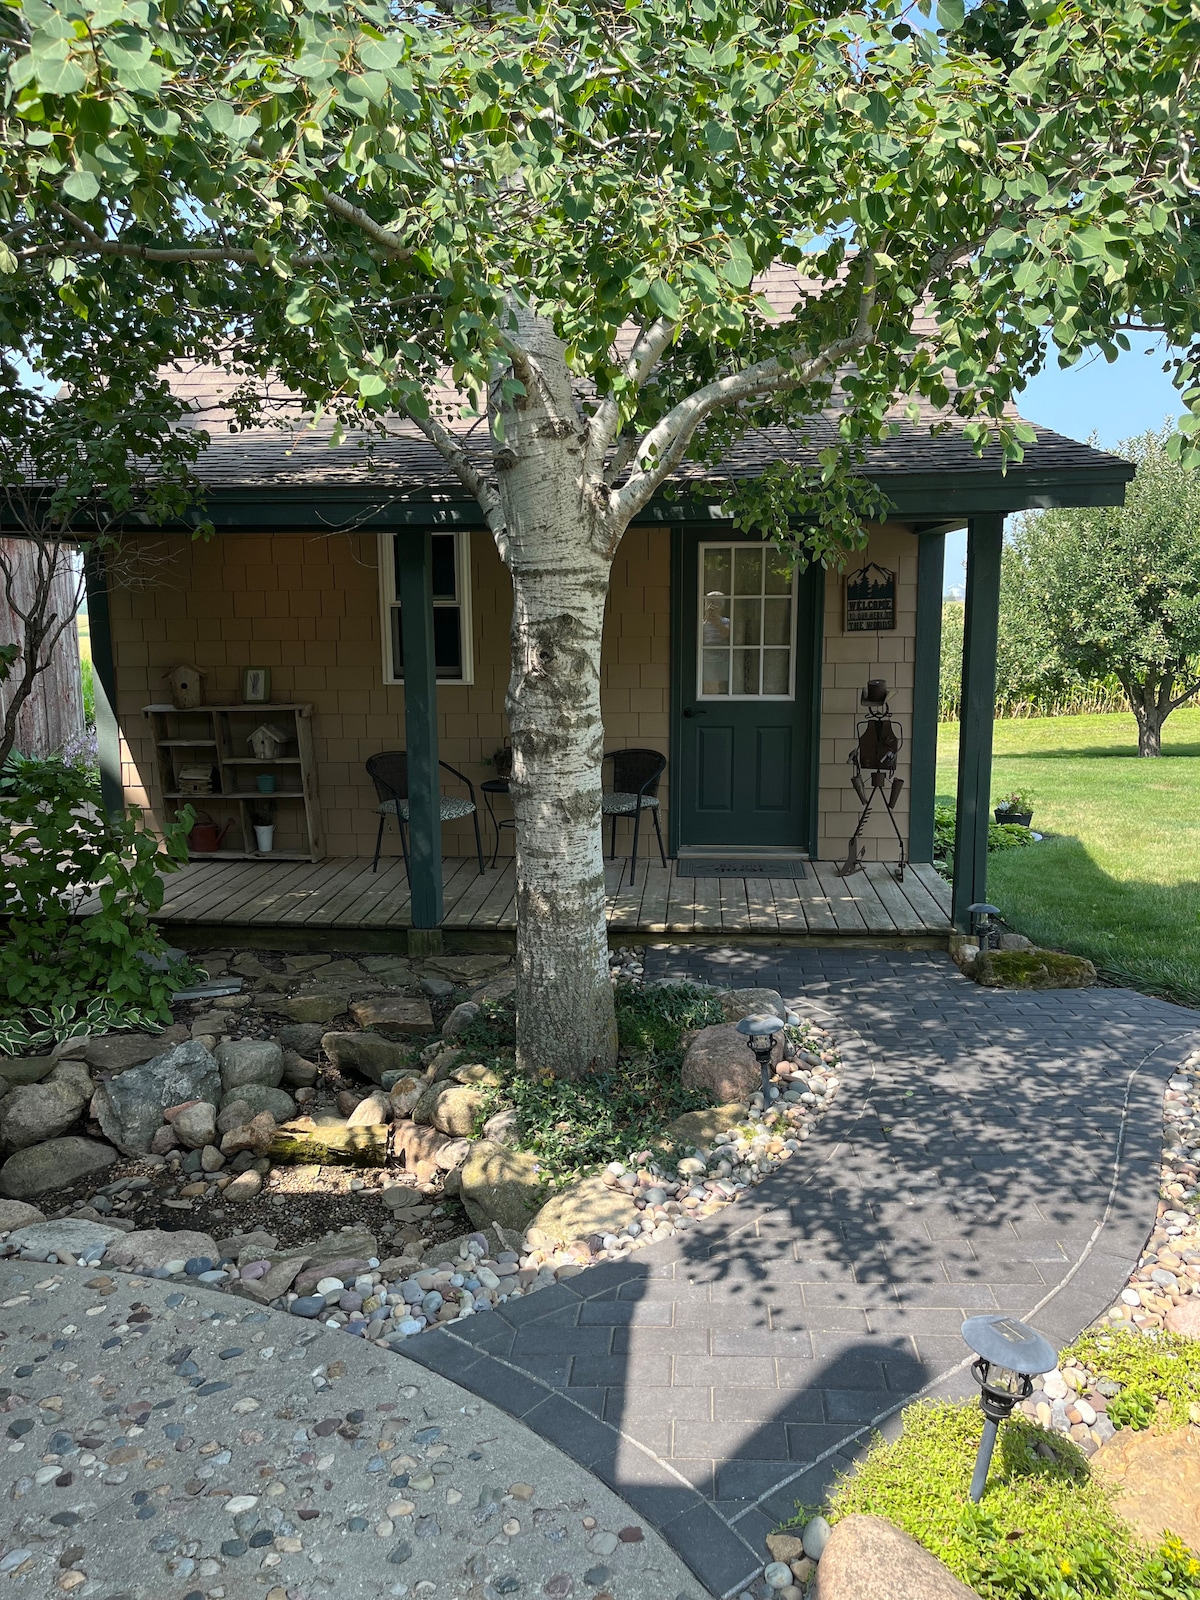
xmin=941 ymin=342 xmax=1185 ymax=596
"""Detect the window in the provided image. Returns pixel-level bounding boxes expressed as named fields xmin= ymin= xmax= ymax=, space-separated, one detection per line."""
xmin=698 ymin=542 xmax=796 ymax=699
xmin=380 ymin=530 xmax=473 ymax=685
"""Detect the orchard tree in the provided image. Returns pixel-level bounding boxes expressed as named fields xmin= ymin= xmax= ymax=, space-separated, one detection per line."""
xmin=3 ymin=0 xmax=1200 ymax=1075
xmin=1004 ymin=428 xmax=1200 ymax=756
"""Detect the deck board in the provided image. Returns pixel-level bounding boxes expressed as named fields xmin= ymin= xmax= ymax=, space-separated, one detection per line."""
xmin=139 ymin=856 xmax=952 ymax=938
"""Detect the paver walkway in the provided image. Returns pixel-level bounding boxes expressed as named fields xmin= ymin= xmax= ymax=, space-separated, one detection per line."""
xmin=407 ymin=949 xmax=1200 ymax=1599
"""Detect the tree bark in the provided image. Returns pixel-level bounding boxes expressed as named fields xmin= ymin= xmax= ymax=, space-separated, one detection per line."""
xmin=492 ymin=310 xmax=619 ymax=1079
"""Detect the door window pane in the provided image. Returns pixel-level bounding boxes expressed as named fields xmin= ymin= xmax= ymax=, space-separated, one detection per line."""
xmin=697 ymin=543 xmax=797 ymax=700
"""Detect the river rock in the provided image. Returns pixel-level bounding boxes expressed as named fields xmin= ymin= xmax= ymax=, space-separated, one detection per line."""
xmin=1092 ymin=1425 xmax=1200 ymax=1551
xmin=219 ymin=1083 xmax=294 ymax=1122
xmin=276 ymin=1024 xmax=326 ymax=1056
xmin=282 ymin=1052 xmax=319 ymax=1088
xmin=91 ymin=1041 xmax=220 ymax=1154
xmin=813 ymin=1515 xmax=983 ymax=1599
xmin=303 ymin=1227 xmax=379 ymax=1268
xmin=1166 ymin=1301 xmax=1200 ymax=1338
xmin=388 ymin=1076 xmax=424 ymax=1117
xmin=237 ymin=1255 xmax=309 ymax=1303
xmin=717 ymin=987 xmax=786 ymax=1023
xmin=321 ymin=1031 xmax=413 ymax=1086
xmin=173 ymin=1100 xmax=218 ymax=1150
xmin=346 ymin=1091 xmax=392 ymax=1127
xmin=0 ymin=1136 xmax=118 ymax=1199
xmin=482 ymin=1108 xmax=520 ymax=1147
xmin=106 ymin=1227 xmax=220 ymax=1271
xmin=442 ymin=1001 xmax=480 ymax=1039
xmin=217 ymin=1039 xmax=284 ymax=1092
xmin=221 ymin=1111 xmax=278 ymax=1157
xmin=83 ymin=1026 xmax=189 ymax=1074
xmin=393 ymin=1122 xmax=449 ymax=1179
xmin=0 ymin=1199 xmax=46 ymax=1231
xmin=0 ymin=1072 xmax=91 ymax=1152
xmin=349 ymin=996 xmax=434 ymax=1035
xmin=429 ymin=1084 xmax=486 ymax=1138
xmin=224 ymin=1169 xmax=264 ymax=1202
xmin=7 ymin=1218 xmax=124 ymax=1261
xmin=460 ymin=1140 xmax=544 ymax=1234
xmin=681 ymin=1023 xmax=764 ymax=1105
xmin=530 ymin=1175 xmax=639 ymax=1245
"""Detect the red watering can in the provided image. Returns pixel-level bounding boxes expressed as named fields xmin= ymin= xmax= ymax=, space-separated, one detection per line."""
xmin=188 ymin=813 xmax=234 ymax=853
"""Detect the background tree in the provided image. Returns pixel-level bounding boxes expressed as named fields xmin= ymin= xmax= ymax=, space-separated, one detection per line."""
xmin=1002 ymin=429 xmax=1200 ymax=756
xmin=3 ymin=0 xmax=1200 ymax=1074
xmin=0 ymin=369 xmax=206 ymax=769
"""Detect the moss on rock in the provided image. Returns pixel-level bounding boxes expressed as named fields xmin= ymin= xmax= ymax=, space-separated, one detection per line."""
xmin=973 ymin=948 xmax=1096 ymax=990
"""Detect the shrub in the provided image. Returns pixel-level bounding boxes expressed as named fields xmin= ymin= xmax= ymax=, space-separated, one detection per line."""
xmin=933 ymin=803 xmax=1036 ymax=867
xmin=0 ymin=754 xmax=195 ymax=1052
xmin=1064 ymin=1328 xmax=1200 ymax=1433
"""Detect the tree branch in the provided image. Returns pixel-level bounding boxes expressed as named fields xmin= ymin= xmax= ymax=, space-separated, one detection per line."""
xmin=388 ymin=410 xmax=502 ymax=529
xmin=37 ymin=203 xmax=336 ymax=268
xmin=586 ymin=317 xmax=676 ymax=475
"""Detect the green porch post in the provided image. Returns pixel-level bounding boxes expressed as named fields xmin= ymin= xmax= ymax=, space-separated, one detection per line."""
xmin=82 ymin=546 xmax=124 ymax=820
xmin=396 ymin=531 xmax=443 ymax=929
xmin=951 ymin=514 xmax=1004 ymax=931
xmin=908 ymin=528 xmax=946 ymax=863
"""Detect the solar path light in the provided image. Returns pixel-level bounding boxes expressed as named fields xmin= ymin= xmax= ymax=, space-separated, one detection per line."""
xmin=735 ymin=1010 xmax=799 ymax=1108
xmin=967 ymin=902 xmax=1002 ymax=951
xmin=961 ymin=1314 xmax=1057 ymax=1502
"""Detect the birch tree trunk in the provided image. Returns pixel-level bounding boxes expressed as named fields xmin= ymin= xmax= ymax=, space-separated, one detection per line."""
xmin=492 ymin=311 xmax=619 ymax=1078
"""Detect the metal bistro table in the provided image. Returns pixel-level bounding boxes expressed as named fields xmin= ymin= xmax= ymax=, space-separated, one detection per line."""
xmin=480 ymin=778 xmax=514 ymax=868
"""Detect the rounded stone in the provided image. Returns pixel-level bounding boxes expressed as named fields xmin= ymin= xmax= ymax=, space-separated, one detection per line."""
xmin=290 ymin=1295 xmax=325 ymax=1317
xmin=764 ymin=1563 xmax=793 ymax=1589
xmin=802 ymin=1514 xmax=832 ymax=1560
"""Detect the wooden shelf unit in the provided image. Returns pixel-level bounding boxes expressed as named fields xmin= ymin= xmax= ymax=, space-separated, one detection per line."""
xmin=143 ymin=703 xmax=324 ymax=862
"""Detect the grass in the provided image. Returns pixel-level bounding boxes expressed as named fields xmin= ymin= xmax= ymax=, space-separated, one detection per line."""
xmin=936 ymin=707 xmax=1200 ymax=1007
xmin=821 ymin=1331 xmax=1200 ymax=1598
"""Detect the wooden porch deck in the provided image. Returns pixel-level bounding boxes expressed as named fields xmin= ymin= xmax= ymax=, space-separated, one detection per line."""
xmin=148 ymin=856 xmax=953 ymax=938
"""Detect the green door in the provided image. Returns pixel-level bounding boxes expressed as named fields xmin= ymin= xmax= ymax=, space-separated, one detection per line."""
xmin=674 ymin=536 xmax=818 ymax=850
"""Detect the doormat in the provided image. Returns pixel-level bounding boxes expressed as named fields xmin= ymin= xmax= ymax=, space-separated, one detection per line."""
xmin=675 ymin=858 xmax=808 ymax=878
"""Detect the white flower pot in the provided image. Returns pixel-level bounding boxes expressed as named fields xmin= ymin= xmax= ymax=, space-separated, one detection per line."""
xmin=254 ymin=825 xmax=275 ymax=853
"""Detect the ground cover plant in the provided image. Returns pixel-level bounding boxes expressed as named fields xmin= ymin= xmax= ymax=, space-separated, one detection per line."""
xmin=456 ymin=984 xmax=723 ymax=1190
xmin=936 ymin=709 xmax=1200 ymax=1006
xmin=823 ymin=1393 xmax=1200 ymax=1600
xmin=0 ymin=753 xmax=195 ymax=1052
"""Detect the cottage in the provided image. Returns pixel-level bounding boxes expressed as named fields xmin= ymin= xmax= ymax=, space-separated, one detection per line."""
xmin=80 ymin=364 xmax=1131 ymax=942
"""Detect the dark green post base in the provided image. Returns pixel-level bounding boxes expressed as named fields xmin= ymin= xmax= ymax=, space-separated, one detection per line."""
xmin=406 ymin=928 xmax=445 ymax=957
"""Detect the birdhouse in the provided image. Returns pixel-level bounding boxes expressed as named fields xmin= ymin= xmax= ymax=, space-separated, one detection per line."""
xmin=248 ymin=723 xmax=290 ymax=761
xmin=167 ymin=663 xmax=206 ymax=709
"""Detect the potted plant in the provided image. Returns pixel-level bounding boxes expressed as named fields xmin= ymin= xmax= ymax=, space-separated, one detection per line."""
xmin=994 ymin=789 xmax=1034 ymax=828
xmin=491 ymin=743 xmax=513 ymax=779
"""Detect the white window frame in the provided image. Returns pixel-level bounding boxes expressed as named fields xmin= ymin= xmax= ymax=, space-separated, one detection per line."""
xmin=379 ymin=529 xmax=474 ymax=686
xmin=696 ymin=540 xmax=798 ymax=702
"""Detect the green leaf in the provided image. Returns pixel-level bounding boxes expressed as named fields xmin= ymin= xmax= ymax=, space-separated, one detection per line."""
xmin=718 ymin=237 xmax=754 ymax=289
xmin=61 ymin=168 xmax=100 ymax=202
xmin=649 ymin=279 xmax=681 ymax=319
xmin=936 ymin=0 xmax=965 ymax=29
xmin=31 ymin=48 xmax=87 ymax=96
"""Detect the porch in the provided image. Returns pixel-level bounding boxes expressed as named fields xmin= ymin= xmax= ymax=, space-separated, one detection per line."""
xmin=146 ymin=855 xmax=953 ymax=939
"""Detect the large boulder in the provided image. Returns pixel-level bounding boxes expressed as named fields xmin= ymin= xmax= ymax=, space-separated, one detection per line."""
xmin=813 ymin=1515 xmax=984 ymax=1600
xmin=321 ymin=1031 xmax=413 ymax=1086
xmin=7 ymin=1217 xmax=125 ymax=1261
xmin=216 ymin=1039 xmax=284 ymax=1092
xmin=973 ymin=949 xmax=1096 ymax=990
xmin=0 ymin=1136 xmax=117 ymax=1199
xmin=412 ymin=1081 xmax=486 ymax=1138
xmin=680 ymin=1023 xmax=763 ymax=1105
xmin=0 ymin=1066 xmax=92 ymax=1152
xmin=0 ymin=1056 xmax=57 ymax=1087
xmin=91 ymin=1040 xmax=220 ymax=1155
xmin=349 ymin=996 xmax=435 ymax=1034
xmin=218 ymin=1083 xmax=294 ymax=1123
xmin=0 ymin=1199 xmax=46 ymax=1231
xmin=393 ymin=1121 xmax=449 ymax=1179
xmin=717 ymin=987 xmax=786 ymax=1023
xmin=530 ymin=1176 xmax=640 ymax=1246
xmin=105 ymin=1227 xmax=219 ymax=1271
xmin=460 ymin=1140 xmax=545 ymax=1234
xmin=83 ymin=1025 xmax=189 ymax=1074
xmin=1091 ymin=1425 xmax=1200 ymax=1553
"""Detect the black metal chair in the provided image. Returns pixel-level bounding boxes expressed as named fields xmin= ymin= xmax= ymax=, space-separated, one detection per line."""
xmin=602 ymin=747 xmax=667 ymax=886
xmin=365 ymin=751 xmax=485 ymax=878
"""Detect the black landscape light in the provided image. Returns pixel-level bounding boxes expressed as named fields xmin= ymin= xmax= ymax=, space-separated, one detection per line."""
xmin=736 ymin=1010 xmax=800 ymax=1107
xmin=967 ymin=902 xmax=1002 ymax=951
xmin=961 ymin=1315 xmax=1057 ymax=1502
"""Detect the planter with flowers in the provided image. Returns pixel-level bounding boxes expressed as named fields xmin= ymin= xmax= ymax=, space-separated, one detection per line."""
xmin=994 ymin=789 xmax=1035 ymax=828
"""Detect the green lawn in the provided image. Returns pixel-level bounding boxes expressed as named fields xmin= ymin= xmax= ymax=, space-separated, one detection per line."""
xmin=936 ymin=707 xmax=1200 ymax=1007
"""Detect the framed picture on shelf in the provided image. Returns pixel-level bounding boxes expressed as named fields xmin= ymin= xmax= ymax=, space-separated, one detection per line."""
xmin=242 ymin=666 xmax=271 ymax=704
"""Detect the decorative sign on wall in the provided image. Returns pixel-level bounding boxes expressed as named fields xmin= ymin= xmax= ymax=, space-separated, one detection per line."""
xmin=845 ymin=562 xmax=897 ymax=632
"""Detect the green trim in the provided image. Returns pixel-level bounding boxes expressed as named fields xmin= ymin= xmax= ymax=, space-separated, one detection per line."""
xmin=951 ymin=515 xmax=1004 ymax=930
xmin=801 ymin=560 xmax=824 ymax=858
xmin=668 ymin=525 xmax=685 ymax=858
xmin=82 ymin=548 xmax=123 ymax=819
xmin=909 ymin=529 xmax=946 ymax=863
xmin=395 ymin=530 xmax=443 ymax=928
